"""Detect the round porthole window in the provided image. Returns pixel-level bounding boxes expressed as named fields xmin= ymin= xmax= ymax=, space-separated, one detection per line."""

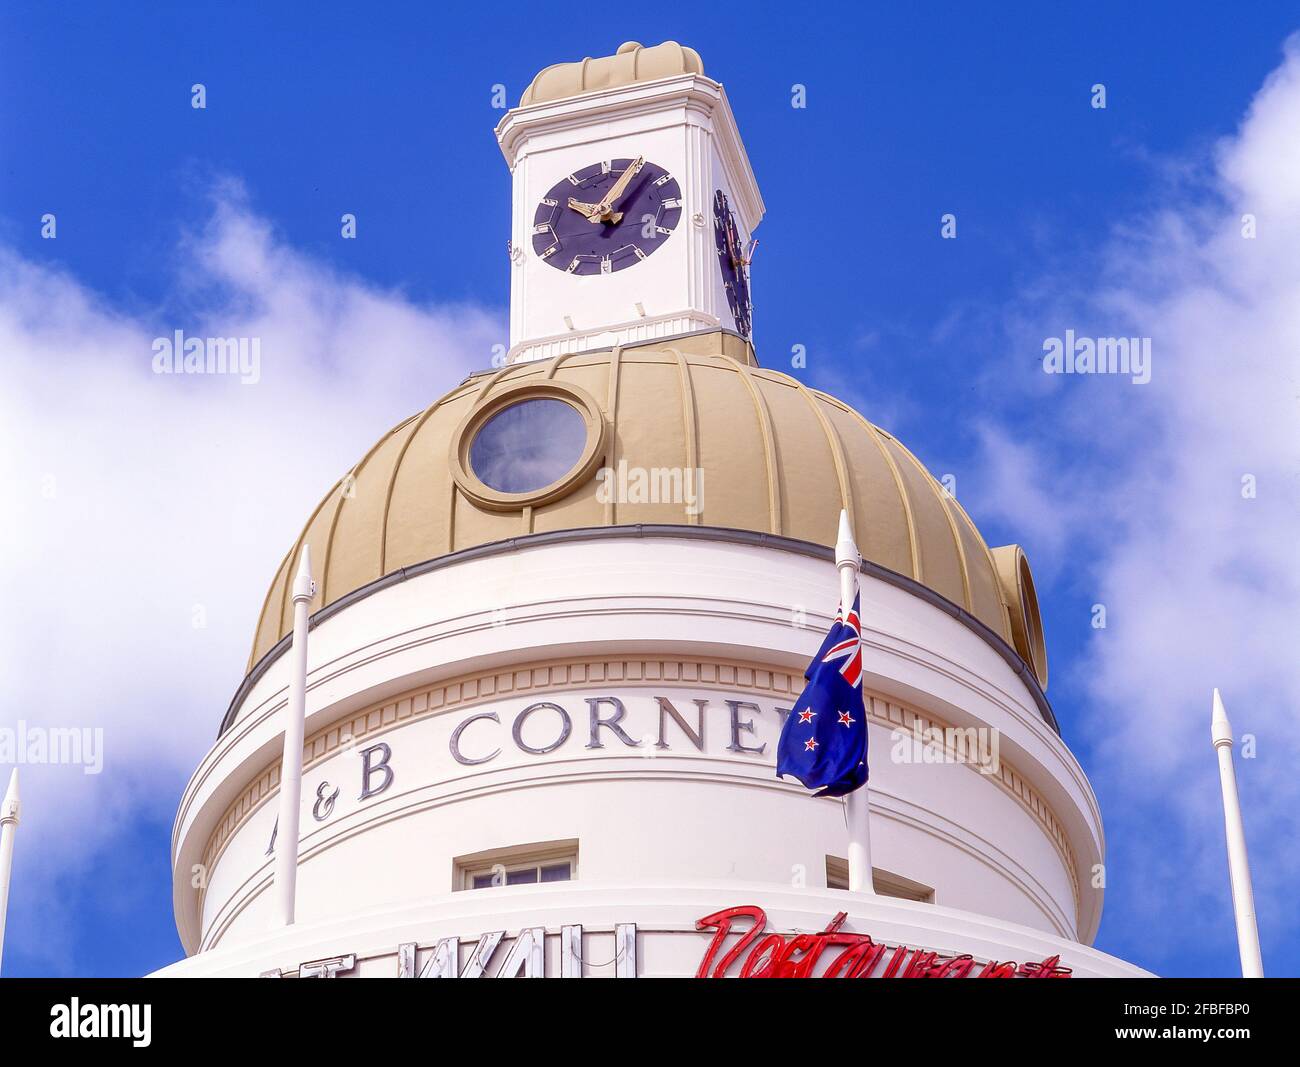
xmin=450 ymin=381 xmax=607 ymax=511
xmin=469 ymin=398 xmax=587 ymax=493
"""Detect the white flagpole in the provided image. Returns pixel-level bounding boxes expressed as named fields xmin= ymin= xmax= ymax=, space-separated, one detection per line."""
xmin=1211 ymin=688 xmax=1264 ymax=977
xmin=837 ymin=510 xmax=874 ymax=894
xmin=274 ymin=546 xmax=315 ymax=927
xmin=0 ymin=768 xmax=20 ymax=973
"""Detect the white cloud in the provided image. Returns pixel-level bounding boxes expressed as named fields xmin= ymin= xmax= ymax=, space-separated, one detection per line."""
xmin=974 ymin=36 xmax=1300 ymax=973
xmin=0 ymin=184 xmax=501 ymax=970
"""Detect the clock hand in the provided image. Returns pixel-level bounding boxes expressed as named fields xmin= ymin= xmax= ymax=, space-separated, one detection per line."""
xmin=604 ymin=157 xmax=643 ymax=204
xmin=593 ymin=156 xmax=644 ymax=222
xmin=725 ymin=215 xmax=752 ymax=268
xmin=567 ymin=197 xmax=603 ymax=217
xmin=568 ymin=197 xmax=621 ymax=225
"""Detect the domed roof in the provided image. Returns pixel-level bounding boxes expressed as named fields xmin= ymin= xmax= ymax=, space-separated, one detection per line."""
xmin=521 ymin=40 xmax=705 ymax=106
xmin=248 ymin=334 xmax=1047 ymax=689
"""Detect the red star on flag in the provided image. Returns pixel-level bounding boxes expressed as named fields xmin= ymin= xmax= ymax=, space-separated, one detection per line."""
xmin=838 ymin=711 xmax=855 ymax=727
xmin=798 ymin=709 xmax=815 ymax=723
xmin=804 ymin=737 xmax=819 ymax=751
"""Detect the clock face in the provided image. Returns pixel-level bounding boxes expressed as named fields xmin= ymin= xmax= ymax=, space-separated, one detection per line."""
xmin=713 ymin=189 xmax=752 ymax=338
xmin=532 ymin=158 xmax=682 ymax=276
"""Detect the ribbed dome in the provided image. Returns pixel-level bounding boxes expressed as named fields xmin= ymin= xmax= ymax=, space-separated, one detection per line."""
xmin=249 ymin=335 xmax=1047 ymax=687
xmin=520 ymin=40 xmax=705 ymax=106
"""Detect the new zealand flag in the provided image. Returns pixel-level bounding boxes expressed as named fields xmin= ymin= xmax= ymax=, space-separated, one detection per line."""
xmin=776 ymin=592 xmax=868 ymax=798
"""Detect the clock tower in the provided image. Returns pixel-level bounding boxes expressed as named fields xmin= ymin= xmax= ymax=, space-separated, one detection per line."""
xmin=495 ymin=41 xmax=764 ymax=364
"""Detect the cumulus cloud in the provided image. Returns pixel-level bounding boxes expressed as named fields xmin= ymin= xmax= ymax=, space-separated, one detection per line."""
xmin=973 ymin=37 xmax=1300 ymax=974
xmin=0 ymin=184 xmax=501 ymax=971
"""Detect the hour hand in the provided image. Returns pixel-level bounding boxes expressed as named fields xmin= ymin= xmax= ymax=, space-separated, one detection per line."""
xmin=567 ymin=197 xmax=602 ymax=219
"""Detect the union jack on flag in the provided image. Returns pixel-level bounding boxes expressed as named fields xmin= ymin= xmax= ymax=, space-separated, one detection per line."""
xmin=776 ymin=591 xmax=869 ymax=797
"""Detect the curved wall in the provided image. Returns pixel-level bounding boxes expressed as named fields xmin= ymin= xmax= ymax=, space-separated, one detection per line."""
xmin=171 ymin=533 xmax=1104 ymax=959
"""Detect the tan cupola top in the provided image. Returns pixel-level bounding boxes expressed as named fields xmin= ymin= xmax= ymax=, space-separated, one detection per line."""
xmin=520 ymin=40 xmax=706 ymax=106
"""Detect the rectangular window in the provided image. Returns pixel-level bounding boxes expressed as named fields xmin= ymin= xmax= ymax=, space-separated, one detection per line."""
xmin=825 ymin=857 xmax=934 ymax=903
xmin=454 ymin=840 xmax=579 ymax=892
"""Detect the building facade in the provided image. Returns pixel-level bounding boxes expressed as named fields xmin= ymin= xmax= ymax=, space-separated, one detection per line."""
xmin=153 ymin=41 xmax=1151 ymax=979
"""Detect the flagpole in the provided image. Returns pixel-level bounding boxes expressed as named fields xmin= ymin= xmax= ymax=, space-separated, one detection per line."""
xmin=837 ymin=510 xmax=875 ymax=894
xmin=1211 ymin=688 xmax=1263 ymax=977
xmin=274 ymin=546 xmax=315 ymax=927
xmin=0 ymin=769 xmax=19 ymax=973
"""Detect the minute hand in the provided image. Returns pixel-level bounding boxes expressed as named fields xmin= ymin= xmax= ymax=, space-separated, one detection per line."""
xmin=594 ymin=156 xmax=645 ymax=223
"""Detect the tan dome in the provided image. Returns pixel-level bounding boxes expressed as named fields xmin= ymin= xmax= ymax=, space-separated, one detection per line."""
xmin=521 ymin=40 xmax=705 ymax=106
xmin=249 ymin=334 xmax=1048 ymax=690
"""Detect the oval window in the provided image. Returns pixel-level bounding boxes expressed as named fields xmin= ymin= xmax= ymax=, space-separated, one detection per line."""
xmin=468 ymin=397 xmax=588 ymax=494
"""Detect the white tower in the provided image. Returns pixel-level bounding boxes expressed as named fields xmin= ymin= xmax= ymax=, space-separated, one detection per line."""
xmin=496 ymin=41 xmax=764 ymax=363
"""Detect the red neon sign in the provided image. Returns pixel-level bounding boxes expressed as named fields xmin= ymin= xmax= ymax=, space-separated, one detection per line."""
xmin=695 ymin=905 xmax=1073 ymax=979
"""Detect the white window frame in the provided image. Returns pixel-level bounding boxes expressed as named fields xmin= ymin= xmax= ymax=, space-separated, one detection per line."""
xmin=453 ymin=839 xmax=579 ymax=892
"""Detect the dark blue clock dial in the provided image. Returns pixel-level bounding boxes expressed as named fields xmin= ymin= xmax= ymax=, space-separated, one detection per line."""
xmin=532 ymin=158 xmax=682 ymax=275
xmin=713 ymin=189 xmax=752 ymax=338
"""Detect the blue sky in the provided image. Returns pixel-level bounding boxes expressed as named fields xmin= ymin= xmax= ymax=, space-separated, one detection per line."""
xmin=2 ymin=1 xmax=1298 ymax=977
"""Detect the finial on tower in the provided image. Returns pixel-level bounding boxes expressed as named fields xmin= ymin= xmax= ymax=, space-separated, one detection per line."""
xmin=1 ymin=769 xmax=17 ymax=825
xmin=1211 ymin=687 xmax=1233 ymax=748
xmin=835 ymin=509 xmax=860 ymax=572
xmin=291 ymin=545 xmax=315 ymax=603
